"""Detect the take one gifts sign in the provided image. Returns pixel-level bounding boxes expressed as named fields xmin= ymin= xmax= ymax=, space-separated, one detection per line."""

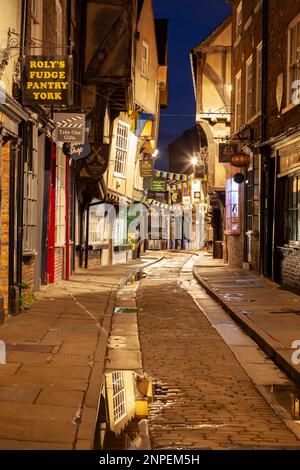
xmin=22 ymin=56 xmax=73 ymax=106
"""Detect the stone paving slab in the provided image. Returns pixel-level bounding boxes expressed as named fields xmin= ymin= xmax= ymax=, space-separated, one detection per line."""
xmin=193 ymin=253 xmax=300 ymax=386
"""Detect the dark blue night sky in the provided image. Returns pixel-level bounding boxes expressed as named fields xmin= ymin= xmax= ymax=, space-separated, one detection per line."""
xmin=153 ymin=0 xmax=231 ymax=170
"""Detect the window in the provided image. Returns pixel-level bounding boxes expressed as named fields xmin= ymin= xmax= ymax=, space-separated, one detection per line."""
xmin=89 ymin=205 xmax=108 ymax=244
xmin=23 ymin=123 xmax=38 ymax=253
xmin=142 ymin=41 xmax=149 ymax=77
xmin=112 ymin=371 xmax=127 ymax=424
xmin=246 ymin=55 xmax=253 ymax=121
xmin=114 ymin=121 xmax=129 ymax=176
xmin=114 ymin=213 xmax=127 ymax=246
xmin=56 ymin=0 xmax=63 ymax=55
xmin=55 ymin=147 xmax=66 ymax=246
xmin=226 ymin=176 xmax=240 ymax=234
xmin=288 ymin=15 xmax=300 ymax=105
xmin=235 ymin=71 xmax=242 ymax=131
xmin=256 ymin=42 xmax=263 ymax=113
xmin=284 ymin=174 xmax=300 ymax=243
xmin=236 ymin=1 xmax=243 ymax=38
xmin=31 ymin=0 xmax=43 ymax=54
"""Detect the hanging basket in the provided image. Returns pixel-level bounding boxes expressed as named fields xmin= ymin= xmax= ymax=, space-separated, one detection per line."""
xmin=230 ymin=153 xmax=250 ymax=167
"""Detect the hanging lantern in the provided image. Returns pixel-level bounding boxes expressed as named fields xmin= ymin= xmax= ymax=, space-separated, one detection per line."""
xmin=230 ymin=153 xmax=250 ymax=167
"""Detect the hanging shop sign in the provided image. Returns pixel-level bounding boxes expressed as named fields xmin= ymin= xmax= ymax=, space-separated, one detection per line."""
xmin=79 ymin=144 xmax=110 ymax=180
xmin=171 ymin=192 xmax=182 ymax=204
xmin=22 ymin=55 xmax=73 ymax=106
xmin=219 ymin=143 xmax=237 ymax=163
xmin=140 ymin=156 xmax=154 ymax=178
xmin=55 ymin=113 xmax=85 ymax=144
xmin=151 ymin=179 xmax=167 ymax=192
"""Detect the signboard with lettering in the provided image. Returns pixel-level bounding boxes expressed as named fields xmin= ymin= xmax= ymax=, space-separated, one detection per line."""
xmin=63 ymin=137 xmax=90 ymax=161
xmin=140 ymin=156 xmax=154 ymax=178
xmin=219 ymin=143 xmax=237 ymax=163
xmin=22 ymin=55 xmax=73 ymax=106
xmin=55 ymin=113 xmax=85 ymax=144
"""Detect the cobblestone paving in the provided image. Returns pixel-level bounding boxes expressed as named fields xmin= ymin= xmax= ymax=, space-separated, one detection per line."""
xmin=136 ymin=254 xmax=300 ymax=450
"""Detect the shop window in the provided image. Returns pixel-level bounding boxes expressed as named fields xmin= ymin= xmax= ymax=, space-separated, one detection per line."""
xmin=89 ymin=206 xmax=109 ymax=244
xmin=114 ymin=121 xmax=129 ymax=176
xmin=284 ymin=174 xmax=300 ymax=243
xmin=55 ymin=147 xmax=66 ymax=246
xmin=287 ymin=14 xmax=300 ymax=105
xmin=226 ymin=176 xmax=240 ymax=235
xmin=23 ymin=123 xmax=38 ymax=253
xmin=256 ymin=42 xmax=263 ymax=113
xmin=112 ymin=371 xmax=127 ymax=424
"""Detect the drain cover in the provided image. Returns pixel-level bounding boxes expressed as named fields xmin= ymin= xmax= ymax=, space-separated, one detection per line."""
xmin=114 ymin=307 xmax=139 ymax=314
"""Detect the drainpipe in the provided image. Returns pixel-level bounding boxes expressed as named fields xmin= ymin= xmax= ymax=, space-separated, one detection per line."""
xmin=259 ymin=0 xmax=268 ymax=275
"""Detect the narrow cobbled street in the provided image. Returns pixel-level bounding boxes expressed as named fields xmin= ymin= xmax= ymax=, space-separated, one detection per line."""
xmin=136 ymin=253 xmax=300 ymax=450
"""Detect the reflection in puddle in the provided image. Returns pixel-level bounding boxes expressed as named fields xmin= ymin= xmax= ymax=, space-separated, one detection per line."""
xmin=94 ymin=371 xmax=153 ymax=450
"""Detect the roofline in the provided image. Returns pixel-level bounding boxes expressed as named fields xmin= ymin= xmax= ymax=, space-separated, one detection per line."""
xmin=190 ymin=14 xmax=232 ymax=53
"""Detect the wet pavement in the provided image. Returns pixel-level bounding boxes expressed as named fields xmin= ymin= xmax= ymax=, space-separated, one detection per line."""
xmin=134 ymin=253 xmax=300 ymax=449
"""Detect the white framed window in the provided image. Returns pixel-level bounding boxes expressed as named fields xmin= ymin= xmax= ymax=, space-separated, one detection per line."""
xmin=114 ymin=121 xmax=129 ymax=176
xmin=31 ymin=0 xmax=42 ymax=24
xmin=56 ymin=0 xmax=63 ymax=54
xmin=236 ymin=1 xmax=243 ymax=38
xmin=23 ymin=124 xmax=38 ymax=253
xmin=55 ymin=147 xmax=66 ymax=246
xmin=235 ymin=70 xmax=242 ymax=131
xmin=287 ymin=14 xmax=300 ymax=105
xmin=256 ymin=42 xmax=263 ymax=113
xmin=246 ymin=55 xmax=253 ymax=121
xmin=142 ymin=41 xmax=149 ymax=77
xmin=112 ymin=371 xmax=127 ymax=424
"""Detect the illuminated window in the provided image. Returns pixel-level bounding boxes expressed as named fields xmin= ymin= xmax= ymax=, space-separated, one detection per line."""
xmin=112 ymin=371 xmax=127 ymax=424
xmin=256 ymin=42 xmax=263 ymax=113
xmin=287 ymin=14 xmax=300 ymax=105
xmin=55 ymin=147 xmax=66 ymax=246
xmin=114 ymin=121 xmax=129 ymax=176
xmin=89 ymin=206 xmax=108 ymax=244
xmin=235 ymin=71 xmax=242 ymax=131
xmin=245 ymin=55 xmax=253 ymax=121
xmin=23 ymin=123 xmax=38 ymax=253
xmin=142 ymin=41 xmax=149 ymax=77
xmin=226 ymin=177 xmax=240 ymax=234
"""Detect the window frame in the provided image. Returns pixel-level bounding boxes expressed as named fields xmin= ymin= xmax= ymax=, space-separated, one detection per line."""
xmin=114 ymin=121 xmax=129 ymax=177
xmin=31 ymin=0 xmax=42 ymax=24
xmin=23 ymin=123 xmax=38 ymax=254
xmin=112 ymin=371 xmax=127 ymax=425
xmin=284 ymin=174 xmax=300 ymax=244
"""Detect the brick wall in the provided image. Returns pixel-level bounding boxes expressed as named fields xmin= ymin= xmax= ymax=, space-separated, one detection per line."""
xmin=54 ymin=247 xmax=65 ymax=282
xmin=277 ymin=247 xmax=300 ymax=294
xmin=0 ymin=142 xmax=10 ymax=311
